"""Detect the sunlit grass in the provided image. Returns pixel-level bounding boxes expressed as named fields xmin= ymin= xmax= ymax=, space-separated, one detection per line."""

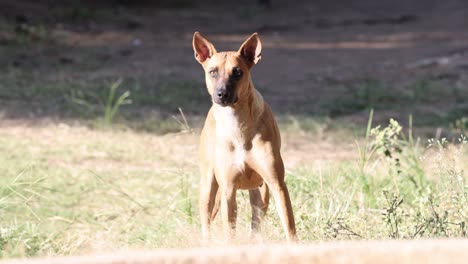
xmin=0 ymin=117 xmax=466 ymax=258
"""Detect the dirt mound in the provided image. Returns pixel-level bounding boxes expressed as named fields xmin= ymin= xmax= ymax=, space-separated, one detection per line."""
xmin=3 ymin=239 xmax=468 ymax=264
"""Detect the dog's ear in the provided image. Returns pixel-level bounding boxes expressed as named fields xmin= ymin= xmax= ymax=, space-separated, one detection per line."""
xmin=193 ymin=32 xmax=217 ymax=64
xmin=238 ymin=33 xmax=262 ymax=66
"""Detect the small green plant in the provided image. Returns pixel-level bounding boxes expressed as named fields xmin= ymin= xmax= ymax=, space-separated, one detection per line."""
xmin=355 ymin=111 xmax=404 ymax=175
xmin=171 ymin=108 xmax=192 ymax=133
xmin=103 ymin=78 xmax=132 ymax=126
xmin=369 ymin=118 xmax=404 ymax=182
xmin=426 ymin=195 xmax=449 ymax=237
xmin=355 ymin=109 xmax=379 ymax=205
xmin=422 ymin=135 xmax=468 ymax=237
xmin=370 ymin=118 xmax=403 ymax=160
xmin=326 ymin=218 xmax=363 ymax=239
xmin=65 ymin=78 xmax=132 ymax=126
xmin=179 ymin=174 xmax=193 ymax=224
xmin=452 ymin=117 xmax=468 ymax=134
xmin=382 ymin=191 xmax=404 ymax=238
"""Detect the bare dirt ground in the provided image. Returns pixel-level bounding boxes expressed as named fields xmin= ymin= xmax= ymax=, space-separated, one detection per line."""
xmin=3 ymin=239 xmax=468 ymax=264
xmin=0 ymin=0 xmax=467 ymax=132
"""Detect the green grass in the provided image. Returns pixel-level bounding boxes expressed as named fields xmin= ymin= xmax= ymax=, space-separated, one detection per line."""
xmin=320 ymin=77 xmax=468 ymax=124
xmin=0 ymin=115 xmax=466 ymax=259
xmin=288 ymin=121 xmax=467 ymax=240
xmin=0 ymin=128 xmax=200 ymax=258
xmin=320 ymin=79 xmax=398 ymax=117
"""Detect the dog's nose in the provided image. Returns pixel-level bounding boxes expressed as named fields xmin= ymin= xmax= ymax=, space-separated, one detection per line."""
xmin=216 ymin=89 xmax=229 ymax=99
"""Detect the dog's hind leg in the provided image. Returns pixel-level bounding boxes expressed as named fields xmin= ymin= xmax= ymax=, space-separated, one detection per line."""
xmin=249 ymin=182 xmax=269 ymax=236
xmin=210 ymin=188 xmax=221 ymax=222
xmin=250 ymin=150 xmax=297 ymax=242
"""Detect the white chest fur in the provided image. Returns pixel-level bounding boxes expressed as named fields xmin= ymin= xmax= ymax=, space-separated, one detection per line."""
xmin=213 ymin=107 xmax=247 ymax=171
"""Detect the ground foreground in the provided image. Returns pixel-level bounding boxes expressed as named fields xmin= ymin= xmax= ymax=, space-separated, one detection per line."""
xmin=2 ymin=239 xmax=468 ymax=264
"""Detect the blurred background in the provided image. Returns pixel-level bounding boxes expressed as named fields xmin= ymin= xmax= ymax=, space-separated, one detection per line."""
xmin=1 ymin=1 xmax=468 ymax=257
xmin=1 ymin=0 xmax=467 ymax=135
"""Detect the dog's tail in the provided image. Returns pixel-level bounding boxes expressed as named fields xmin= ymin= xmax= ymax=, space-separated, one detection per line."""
xmin=210 ymin=189 xmax=221 ymax=222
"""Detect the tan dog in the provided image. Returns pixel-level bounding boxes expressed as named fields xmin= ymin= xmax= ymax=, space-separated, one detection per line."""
xmin=193 ymin=32 xmax=296 ymax=242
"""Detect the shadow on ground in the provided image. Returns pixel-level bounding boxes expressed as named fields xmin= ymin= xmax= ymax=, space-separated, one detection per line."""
xmin=0 ymin=0 xmax=467 ymax=134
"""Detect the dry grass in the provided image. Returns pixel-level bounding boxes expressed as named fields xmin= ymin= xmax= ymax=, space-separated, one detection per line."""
xmin=0 ymin=119 xmax=467 ymax=258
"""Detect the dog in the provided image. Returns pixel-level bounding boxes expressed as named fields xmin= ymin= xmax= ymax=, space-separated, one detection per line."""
xmin=193 ymin=32 xmax=296 ymax=242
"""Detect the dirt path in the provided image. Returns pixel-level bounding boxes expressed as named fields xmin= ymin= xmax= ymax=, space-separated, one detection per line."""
xmin=3 ymin=239 xmax=468 ymax=264
xmin=0 ymin=0 xmax=467 ymax=128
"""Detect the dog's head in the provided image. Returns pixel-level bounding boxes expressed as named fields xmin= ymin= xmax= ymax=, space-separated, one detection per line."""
xmin=192 ymin=32 xmax=262 ymax=107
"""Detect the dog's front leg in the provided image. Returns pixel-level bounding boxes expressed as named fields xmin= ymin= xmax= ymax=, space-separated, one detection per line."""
xmin=199 ymin=169 xmax=218 ymax=241
xmin=215 ymin=165 xmax=239 ymax=240
xmin=220 ymin=184 xmax=237 ymax=239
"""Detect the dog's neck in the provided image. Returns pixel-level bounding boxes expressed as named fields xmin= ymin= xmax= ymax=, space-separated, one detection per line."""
xmin=213 ymin=80 xmax=264 ymax=141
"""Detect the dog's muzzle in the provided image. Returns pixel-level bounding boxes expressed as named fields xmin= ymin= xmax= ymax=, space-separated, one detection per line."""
xmin=213 ymin=87 xmax=237 ymax=106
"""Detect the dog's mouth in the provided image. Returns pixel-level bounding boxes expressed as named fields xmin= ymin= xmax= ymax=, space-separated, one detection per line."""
xmin=213 ymin=95 xmax=238 ymax=107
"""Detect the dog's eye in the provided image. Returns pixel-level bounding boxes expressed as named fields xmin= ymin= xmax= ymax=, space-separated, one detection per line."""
xmin=232 ymin=68 xmax=243 ymax=77
xmin=209 ymin=70 xmax=218 ymax=78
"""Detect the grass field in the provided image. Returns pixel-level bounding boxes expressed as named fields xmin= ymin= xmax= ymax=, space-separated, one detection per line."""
xmin=1 ymin=114 xmax=466 ymax=258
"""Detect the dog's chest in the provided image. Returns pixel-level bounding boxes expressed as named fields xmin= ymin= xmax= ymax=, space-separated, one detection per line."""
xmin=214 ymin=108 xmax=250 ymax=169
